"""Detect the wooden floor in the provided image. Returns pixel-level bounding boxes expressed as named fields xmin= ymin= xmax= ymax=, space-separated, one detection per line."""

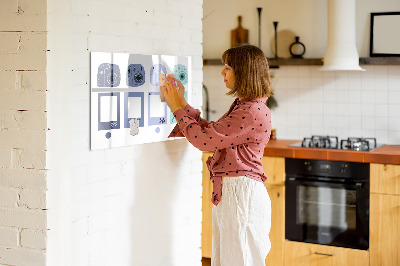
xmin=202 ymin=257 xmax=211 ymax=266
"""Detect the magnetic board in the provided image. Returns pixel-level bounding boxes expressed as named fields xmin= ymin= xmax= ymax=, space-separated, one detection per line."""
xmin=90 ymin=52 xmax=191 ymax=150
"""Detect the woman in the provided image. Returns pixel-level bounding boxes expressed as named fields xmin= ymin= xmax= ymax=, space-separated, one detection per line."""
xmin=161 ymin=44 xmax=273 ymax=266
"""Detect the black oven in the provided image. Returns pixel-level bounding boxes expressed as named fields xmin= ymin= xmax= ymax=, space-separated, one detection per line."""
xmin=285 ymin=158 xmax=369 ymax=250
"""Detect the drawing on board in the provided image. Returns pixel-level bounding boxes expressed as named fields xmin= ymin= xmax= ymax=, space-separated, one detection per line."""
xmin=90 ymin=52 xmax=192 ymax=150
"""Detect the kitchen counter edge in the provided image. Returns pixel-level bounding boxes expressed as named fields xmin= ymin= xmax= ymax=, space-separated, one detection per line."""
xmin=263 ymin=139 xmax=400 ymax=165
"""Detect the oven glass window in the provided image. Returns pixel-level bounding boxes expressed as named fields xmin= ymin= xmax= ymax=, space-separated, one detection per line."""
xmin=297 ymin=186 xmax=356 ymax=230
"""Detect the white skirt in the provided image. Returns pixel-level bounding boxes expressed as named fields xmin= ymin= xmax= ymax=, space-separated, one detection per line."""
xmin=212 ymin=176 xmax=271 ymax=266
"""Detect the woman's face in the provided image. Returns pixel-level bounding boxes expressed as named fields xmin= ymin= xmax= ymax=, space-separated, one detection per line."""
xmin=220 ymin=64 xmax=235 ymax=89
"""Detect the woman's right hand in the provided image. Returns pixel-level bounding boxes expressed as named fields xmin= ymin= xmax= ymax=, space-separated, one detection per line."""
xmin=167 ymin=74 xmax=187 ymax=108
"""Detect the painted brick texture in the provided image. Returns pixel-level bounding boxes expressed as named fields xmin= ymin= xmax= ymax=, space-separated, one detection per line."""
xmin=0 ymin=0 xmax=48 ymax=265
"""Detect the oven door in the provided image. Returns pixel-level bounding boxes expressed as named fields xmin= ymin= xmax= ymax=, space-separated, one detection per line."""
xmin=285 ymin=177 xmax=369 ymax=250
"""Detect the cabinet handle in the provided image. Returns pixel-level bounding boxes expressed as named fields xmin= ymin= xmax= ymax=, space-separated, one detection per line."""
xmin=314 ymin=252 xmax=335 ymax=257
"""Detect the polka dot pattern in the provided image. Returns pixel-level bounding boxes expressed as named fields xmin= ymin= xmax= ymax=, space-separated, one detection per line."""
xmin=168 ymin=97 xmax=272 ymax=206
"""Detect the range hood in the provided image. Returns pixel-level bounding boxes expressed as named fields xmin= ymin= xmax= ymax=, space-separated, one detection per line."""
xmin=320 ymin=0 xmax=365 ymax=71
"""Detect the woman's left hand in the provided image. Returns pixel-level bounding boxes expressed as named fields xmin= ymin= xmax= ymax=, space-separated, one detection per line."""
xmin=160 ymin=76 xmax=183 ymax=113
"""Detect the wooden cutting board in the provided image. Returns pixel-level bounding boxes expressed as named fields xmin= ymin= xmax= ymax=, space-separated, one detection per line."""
xmin=231 ymin=16 xmax=249 ymax=48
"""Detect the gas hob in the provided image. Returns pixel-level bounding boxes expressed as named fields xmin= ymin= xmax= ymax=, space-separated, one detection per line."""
xmin=289 ymin=135 xmax=382 ymax=151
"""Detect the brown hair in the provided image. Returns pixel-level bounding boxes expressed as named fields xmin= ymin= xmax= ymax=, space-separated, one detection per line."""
xmin=221 ymin=44 xmax=273 ymax=99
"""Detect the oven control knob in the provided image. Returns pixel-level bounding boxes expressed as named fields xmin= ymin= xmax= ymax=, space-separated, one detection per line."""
xmin=304 ymin=161 xmax=312 ymax=171
xmin=340 ymin=164 xmax=347 ymax=174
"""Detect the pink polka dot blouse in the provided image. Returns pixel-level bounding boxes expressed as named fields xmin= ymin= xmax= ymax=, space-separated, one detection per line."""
xmin=169 ymin=97 xmax=271 ymax=206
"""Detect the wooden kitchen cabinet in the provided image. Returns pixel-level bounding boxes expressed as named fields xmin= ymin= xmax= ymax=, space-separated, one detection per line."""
xmin=264 ymin=184 xmax=285 ymax=266
xmin=284 ymin=241 xmax=369 ymax=266
xmin=262 ymin=156 xmax=285 ymax=266
xmin=370 ymin=163 xmax=400 ymax=266
xmin=370 ymin=163 xmax=400 ymax=195
xmin=370 ymin=193 xmax=400 ymax=266
xmin=202 ymin=152 xmax=213 ymax=258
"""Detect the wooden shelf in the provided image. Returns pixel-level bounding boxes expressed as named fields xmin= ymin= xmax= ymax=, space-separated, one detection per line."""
xmin=359 ymin=57 xmax=400 ymax=65
xmin=203 ymin=58 xmax=323 ymax=67
xmin=203 ymin=57 xmax=400 ymax=67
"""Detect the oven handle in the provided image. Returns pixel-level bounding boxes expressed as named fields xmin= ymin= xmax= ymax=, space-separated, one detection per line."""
xmin=286 ymin=177 xmax=364 ymax=189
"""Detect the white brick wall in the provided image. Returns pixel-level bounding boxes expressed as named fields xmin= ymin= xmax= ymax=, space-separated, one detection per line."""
xmin=0 ymin=0 xmax=48 ymax=265
xmin=47 ymin=1 xmax=203 ymax=266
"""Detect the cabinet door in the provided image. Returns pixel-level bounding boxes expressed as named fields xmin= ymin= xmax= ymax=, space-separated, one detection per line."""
xmin=284 ymin=241 xmax=369 ymax=266
xmin=370 ymin=193 xmax=400 ymax=266
xmin=264 ymin=184 xmax=284 ymax=266
xmin=370 ymin=163 xmax=400 ymax=195
xmin=202 ymin=152 xmax=213 ymax=258
xmin=261 ymin=156 xmax=285 ymax=185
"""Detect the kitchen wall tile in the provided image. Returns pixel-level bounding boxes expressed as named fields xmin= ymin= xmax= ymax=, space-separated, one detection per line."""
xmin=362 ymin=129 xmax=375 ymax=138
xmin=285 ymin=66 xmax=298 ymax=77
xmin=336 ymin=103 xmax=349 ymax=116
xmin=336 ymin=128 xmax=349 ymax=139
xmin=311 ymin=114 xmax=324 ymax=128
xmin=298 ymin=102 xmax=312 ymax=114
xmin=311 ymin=102 xmax=324 ymax=114
xmin=298 ymin=77 xmax=311 ymax=89
xmin=387 ymin=65 xmax=400 ymax=76
xmin=310 ymin=77 xmax=324 ymax=90
xmin=374 ymin=65 xmax=388 ymax=77
xmin=374 ymin=130 xmax=389 ymax=144
xmin=349 ymin=116 xmax=362 ymax=129
xmin=298 ymin=67 xmax=311 ymax=78
xmin=388 ymin=75 xmax=400 ymax=91
xmin=323 ymin=103 xmax=336 ymax=115
xmin=348 ymin=90 xmax=362 ymax=103
xmin=311 ymin=86 xmax=323 ymax=101
xmin=362 ymin=116 xmax=375 ymax=130
xmin=361 ymin=74 xmax=374 ymax=91
xmin=375 ymin=104 xmax=389 ymax=117
xmin=361 ymin=90 xmax=375 ymax=103
xmin=388 ymin=117 xmax=400 ymax=131
xmin=336 ymin=71 xmax=349 ymax=90
xmin=361 ymin=104 xmax=375 ymax=116
xmin=374 ymin=90 xmax=388 ymax=104
xmin=310 ymin=66 xmax=324 ymax=77
xmin=388 ymin=91 xmax=400 ymax=104
xmin=348 ymin=103 xmax=362 ymax=116
xmin=374 ymin=77 xmax=388 ymax=91
xmin=323 ymin=115 xmax=336 ymax=129
xmin=336 ymin=90 xmax=349 ymax=103
xmin=348 ymin=71 xmax=362 ymax=90
xmin=336 ymin=115 xmax=349 ymax=128
xmin=286 ymin=77 xmax=299 ymax=89
xmin=389 ymin=104 xmax=400 ymax=117
xmin=374 ymin=117 xmax=389 ymax=130
xmin=388 ymin=131 xmax=400 ymax=143
xmin=311 ymin=127 xmax=325 ymax=136
xmin=204 ymin=65 xmax=400 ymax=144
xmin=349 ymin=128 xmax=362 ymax=137
xmin=287 ymin=113 xmax=301 ymax=127
xmin=323 ymin=87 xmax=336 ymax=103
xmin=322 ymin=70 xmax=335 ymax=78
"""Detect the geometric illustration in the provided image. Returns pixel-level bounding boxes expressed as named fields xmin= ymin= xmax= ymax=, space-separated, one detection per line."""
xmin=127 ymin=64 xmax=145 ymax=87
xmin=173 ymin=64 xmax=188 ymax=85
xmin=150 ymin=64 xmax=168 ymax=87
xmin=97 ymin=63 xmax=121 ymax=87
xmin=90 ymin=52 xmax=192 ymax=150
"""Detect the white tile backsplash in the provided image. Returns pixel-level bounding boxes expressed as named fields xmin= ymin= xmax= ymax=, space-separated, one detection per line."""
xmin=204 ymin=64 xmax=400 ymax=145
